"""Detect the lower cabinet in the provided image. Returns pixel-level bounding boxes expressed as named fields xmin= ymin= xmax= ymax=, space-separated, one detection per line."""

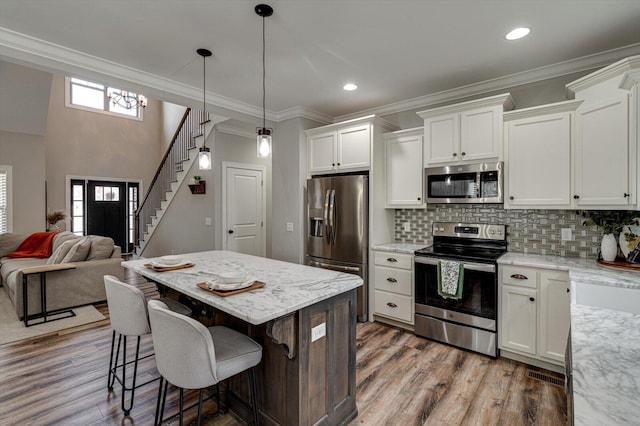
xmin=373 ymin=251 xmax=414 ymax=326
xmin=499 ymin=265 xmax=570 ymax=369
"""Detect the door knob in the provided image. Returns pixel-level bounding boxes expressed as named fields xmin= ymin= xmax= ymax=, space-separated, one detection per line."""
xmin=452 ymin=153 xmax=457 ymax=157
xmin=228 ymin=230 xmax=234 ymax=234
xmin=529 ymin=297 xmax=535 ymax=302
xmin=573 ymin=195 xmax=580 ymax=199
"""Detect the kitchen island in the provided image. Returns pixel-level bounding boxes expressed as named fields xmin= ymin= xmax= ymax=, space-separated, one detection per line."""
xmin=122 ymin=250 xmax=363 ymax=426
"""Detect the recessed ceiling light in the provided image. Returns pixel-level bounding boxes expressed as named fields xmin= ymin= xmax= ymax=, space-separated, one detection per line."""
xmin=343 ymin=83 xmax=358 ymax=91
xmin=505 ymin=27 xmax=531 ymax=41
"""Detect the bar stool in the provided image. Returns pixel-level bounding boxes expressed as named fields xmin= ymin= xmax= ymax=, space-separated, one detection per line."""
xmin=103 ymin=275 xmax=192 ymax=416
xmin=147 ymin=299 xmax=262 ymax=425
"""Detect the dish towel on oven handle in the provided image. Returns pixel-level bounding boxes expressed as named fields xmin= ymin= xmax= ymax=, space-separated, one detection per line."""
xmin=437 ymin=260 xmax=464 ymax=300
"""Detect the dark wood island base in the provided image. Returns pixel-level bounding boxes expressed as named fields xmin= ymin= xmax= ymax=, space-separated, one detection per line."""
xmin=219 ymin=289 xmax=358 ymax=425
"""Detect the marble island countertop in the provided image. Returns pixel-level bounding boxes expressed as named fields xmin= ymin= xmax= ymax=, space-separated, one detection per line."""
xmin=122 ymin=250 xmax=362 ymax=325
xmin=498 ymin=252 xmax=640 ymax=425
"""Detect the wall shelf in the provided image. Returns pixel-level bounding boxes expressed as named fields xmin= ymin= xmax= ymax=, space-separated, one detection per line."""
xmin=188 ymin=180 xmax=206 ymax=194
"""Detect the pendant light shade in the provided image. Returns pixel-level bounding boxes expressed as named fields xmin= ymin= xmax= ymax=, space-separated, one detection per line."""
xmin=197 ymin=48 xmax=212 ymax=170
xmin=256 ymin=4 xmax=273 ymax=158
xmin=198 ymin=146 xmax=211 ymax=170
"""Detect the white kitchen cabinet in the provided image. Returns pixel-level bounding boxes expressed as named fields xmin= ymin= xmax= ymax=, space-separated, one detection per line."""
xmin=383 ymin=127 xmax=424 ymax=208
xmin=499 ymin=264 xmax=570 ymax=371
xmin=501 ymin=284 xmax=537 ymax=355
xmin=418 ymin=93 xmax=514 ymax=166
xmin=574 ymin=94 xmax=630 ymax=207
xmin=538 ymin=270 xmax=571 ymax=363
xmin=565 ymin=55 xmax=640 ymax=209
xmin=373 ymin=251 xmax=414 ymax=326
xmin=503 ymin=101 xmax=581 ymax=209
xmin=306 ymin=116 xmax=387 ymax=175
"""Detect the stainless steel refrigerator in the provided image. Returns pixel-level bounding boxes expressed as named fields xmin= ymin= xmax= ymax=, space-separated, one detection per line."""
xmin=306 ymin=174 xmax=368 ymax=322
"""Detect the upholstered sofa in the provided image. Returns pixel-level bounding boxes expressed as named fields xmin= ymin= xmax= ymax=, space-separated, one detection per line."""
xmin=0 ymin=231 xmax=124 ymax=319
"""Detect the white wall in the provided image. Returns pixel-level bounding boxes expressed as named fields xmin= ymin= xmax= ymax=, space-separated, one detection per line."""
xmin=0 ymin=130 xmax=46 ymax=233
xmin=44 ymin=74 xmax=164 ymax=222
xmin=270 ymin=116 xmax=321 ymax=264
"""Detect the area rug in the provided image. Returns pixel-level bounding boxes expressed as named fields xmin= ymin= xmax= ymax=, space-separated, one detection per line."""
xmin=0 ymin=288 xmax=105 ymax=345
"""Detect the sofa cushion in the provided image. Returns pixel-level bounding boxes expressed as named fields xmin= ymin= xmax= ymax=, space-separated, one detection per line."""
xmin=47 ymin=239 xmax=79 ymax=265
xmin=52 ymin=231 xmax=81 ymax=252
xmin=0 ymin=233 xmax=28 ymax=258
xmin=61 ymin=237 xmax=91 ymax=263
xmin=86 ymin=236 xmax=115 ymax=260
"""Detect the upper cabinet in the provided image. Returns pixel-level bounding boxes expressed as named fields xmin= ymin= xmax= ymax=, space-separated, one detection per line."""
xmin=307 ymin=116 xmax=396 ymax=175
xmin=417 ymin=93 xmax=514 ymax=166
xmin=566 ymin=55 xmax=640 ymax=209
xmin=383 ymin=127 xmax=424 ymax=208
xmin=503 ymin=100 xmax=582 ymax=209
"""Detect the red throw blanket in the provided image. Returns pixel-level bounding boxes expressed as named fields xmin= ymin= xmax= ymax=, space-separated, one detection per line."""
xmin=7 ymin=231 xmax=58 ymax=258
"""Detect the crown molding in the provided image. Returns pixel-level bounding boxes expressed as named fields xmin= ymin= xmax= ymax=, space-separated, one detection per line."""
xmin=215 ymin=124 xmax=256 ymax=139
xmin=3 ymin=27 xmax=640 ymax=125
xmin=503 ymin=99 xmax=584 ymax=121
xmin=336 ymin=43 xmax=640 ymax=122
xmin=0 ymin=27 xmax=277 ymax=122
xmin=275 ymin=106 xmax=333 ymax=125
xmin=566 ymin=54 xmax=640 ymax=96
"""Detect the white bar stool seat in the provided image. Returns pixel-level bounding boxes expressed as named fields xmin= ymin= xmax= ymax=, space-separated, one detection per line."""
xmin=148 ymin=299 xmax=262 ymax=425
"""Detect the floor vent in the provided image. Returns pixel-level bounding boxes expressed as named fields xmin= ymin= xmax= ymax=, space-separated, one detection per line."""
xmin=527 ymin=369 xmax=565 ymax=387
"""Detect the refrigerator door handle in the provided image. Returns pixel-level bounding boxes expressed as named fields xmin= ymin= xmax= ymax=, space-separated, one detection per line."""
xmin=323 ymin=189 xmax=331 ymax=244
xmin=330 ymin=189 xmax=337 ymax=244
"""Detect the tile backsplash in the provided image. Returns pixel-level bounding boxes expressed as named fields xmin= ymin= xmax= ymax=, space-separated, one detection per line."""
xmin=395 ymin=205 xmax=604 ymax=258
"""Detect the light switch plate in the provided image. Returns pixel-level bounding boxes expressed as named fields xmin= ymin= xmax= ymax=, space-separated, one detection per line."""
xmin=205 ymin=218 xmax=212 ymax=226
xmin=403 ymin=222 xmax=411 ymax=232
xmin=286 ymin=222 xmax=294 ymax=232
xmin=561 ymin=228 xmax=572 ymax=241
xmin=311 ymin=322 xmax=326 ymax=342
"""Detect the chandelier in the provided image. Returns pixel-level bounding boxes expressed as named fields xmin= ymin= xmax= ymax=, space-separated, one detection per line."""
xmin=108 ymin=89 xmax=147 ymax=110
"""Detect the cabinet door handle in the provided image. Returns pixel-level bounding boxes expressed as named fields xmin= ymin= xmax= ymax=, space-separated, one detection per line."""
xmin=529 ymin=297 xmax=535 ymax=302
xmin=332 ymin=163 xmax=335 ymax=167
xmin=386 ymin=258 xmax=398 ymax=263
xmin=566 ymin=288 xmax=570 ymax=293
xmin=624 ymin=193 xmax=630 ymax=198
xmin=337 ymin=162 xmax=341 ymax=166
xmin=509 ymin=196 xmax=514 ymax=200
xmin=452 ymin=152 xmax=458 ymax=157
xmin=386 ymin=302 xmax=398 ymax=308
xmin=417 ymin=197 xmax=421 ymax=201
xmin=510 ymin=274 xmax=528 ymax=280
xmin=573 ymin=195 xmax=580 ymax=199
xmin=386 ymin=277 xmax=397 ymax=283
xmin=461 ymin=152 xmax=466 ymax=156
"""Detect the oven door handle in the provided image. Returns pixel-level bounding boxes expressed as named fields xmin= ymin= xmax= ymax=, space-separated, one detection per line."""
xmin=414 ymin=256 xmax=495 ymax=273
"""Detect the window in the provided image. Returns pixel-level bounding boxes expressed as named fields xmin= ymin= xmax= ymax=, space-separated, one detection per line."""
xmin=0 ymin=166 xmax=12 ymax=233
xmin=70 ymin=180 xmax=85 ymax=236
xmin=66 ymin=77 xmax=145 ymax=119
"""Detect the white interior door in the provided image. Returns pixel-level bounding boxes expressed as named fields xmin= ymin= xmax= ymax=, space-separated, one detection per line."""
xmin=223 ymin=164 xmax=265 ymax=257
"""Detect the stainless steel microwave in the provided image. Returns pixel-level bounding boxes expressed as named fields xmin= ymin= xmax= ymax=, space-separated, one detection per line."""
xmin=425 ymin=162 xmax=503 ymax=204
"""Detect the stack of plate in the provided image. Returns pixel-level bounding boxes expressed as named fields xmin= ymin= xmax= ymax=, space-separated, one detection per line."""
xmin=151 ymin=255 xmax=189 ymax=268
xmin=207 ymin=272 xmax=254 ymax=291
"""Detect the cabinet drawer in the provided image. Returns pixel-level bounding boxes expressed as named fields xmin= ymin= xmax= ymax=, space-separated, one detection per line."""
xmin=374 ymin=252 xmax=413 ymax=270
xmin=374 ymin=266 xmax=412 ymax=295
xmin=501 ymin=266 xmax=538 ymax=288
xmin=374 ymin=291 xmax=413 ymax=323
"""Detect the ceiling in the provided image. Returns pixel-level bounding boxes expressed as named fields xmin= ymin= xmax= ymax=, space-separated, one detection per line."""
xmin=2 ymin=0 xmax=640 ymax=123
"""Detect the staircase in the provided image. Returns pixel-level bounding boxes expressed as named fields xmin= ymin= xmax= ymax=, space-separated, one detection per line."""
xmin=134 ymin=108 xmax=209 ymax=256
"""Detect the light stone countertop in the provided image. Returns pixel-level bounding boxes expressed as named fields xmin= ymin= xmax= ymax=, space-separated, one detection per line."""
xmin=371 ymin=242 xmax=431 ymax=254
xmin=498 ymin=252 xmax=640 ymax=425
xmin=122 ymin=250 xmax=362 ymax=325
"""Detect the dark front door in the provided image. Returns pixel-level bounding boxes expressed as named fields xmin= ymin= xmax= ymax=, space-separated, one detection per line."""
xmin=87 ymin=180 xmax=126 ymax=250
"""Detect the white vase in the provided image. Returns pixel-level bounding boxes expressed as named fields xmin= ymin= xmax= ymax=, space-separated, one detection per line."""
xmin=601 ymin=233 xmax=618 ymax=261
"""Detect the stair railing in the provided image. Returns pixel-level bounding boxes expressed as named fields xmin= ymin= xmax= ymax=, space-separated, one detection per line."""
xmin=134 ymin=108 xmax=207 ymax=248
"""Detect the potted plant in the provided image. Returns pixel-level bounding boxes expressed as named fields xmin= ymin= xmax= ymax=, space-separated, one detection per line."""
xmin=46 ymin=210 xmax=66 ymax=231
xmin=193 ymin=175 xmax=202 ymax=182
xmin=579 ymin=210 xmax=639 ymax=261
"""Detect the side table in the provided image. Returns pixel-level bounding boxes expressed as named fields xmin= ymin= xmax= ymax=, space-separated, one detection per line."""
xmin=21 ymin=263 xmax=77 ymax=327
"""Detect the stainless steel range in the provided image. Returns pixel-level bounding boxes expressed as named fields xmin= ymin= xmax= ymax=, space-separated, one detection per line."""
xmin=414 ymin=222 xmax=507 ymax=357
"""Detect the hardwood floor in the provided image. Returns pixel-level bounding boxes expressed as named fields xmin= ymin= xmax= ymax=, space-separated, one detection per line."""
xmin=0 ymin=270 xmax=567 ymax=425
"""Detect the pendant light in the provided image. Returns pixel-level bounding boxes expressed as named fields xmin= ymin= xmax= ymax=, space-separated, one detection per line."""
xmin=255 ymin=4 xmax=273 ymax=158
xmin=197 ymin=48 xmax=212 ymax=170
